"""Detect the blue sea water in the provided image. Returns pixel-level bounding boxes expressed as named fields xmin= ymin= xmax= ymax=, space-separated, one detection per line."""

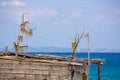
xmin=29 ymin=52 xmax=120 ymax=80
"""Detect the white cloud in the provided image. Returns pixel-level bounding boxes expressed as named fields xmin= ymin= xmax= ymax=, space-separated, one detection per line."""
xmin=89 ymin=14 xmax=105 ymax=25
xmin=52 ymin=9 xmax=82 ymax=25
xmin=113 ymin=8 xmax=120 ymax=15
xmin=62 ymin=19 xmax=71 ymax=25
xmin=71 ymin=9 xmax=82 ymax=18
xmin=0 ymin=0 xmax=26 ymax=6
xmin=26 ymin=8 xmax=58 ymax=21
xmin=56 ymin=9 xmax=82 ymax=25
xmin=7 ymin=8 xmax=58 ymax=24
xmin=37 ymin=8 xmax=58 ymax=17
xmin=0 ymin=8 xmax=58 ymax=25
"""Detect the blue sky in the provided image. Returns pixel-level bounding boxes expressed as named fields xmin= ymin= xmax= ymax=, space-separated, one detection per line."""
xmin=0 ymin=0 xmax=120 ymax=51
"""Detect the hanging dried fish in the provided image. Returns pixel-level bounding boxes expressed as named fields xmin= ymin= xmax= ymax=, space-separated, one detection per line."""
xmin=18 ymin=34 xmax=23 ymax=42
xmin=27 ymin=28 xmax=33 ymax=37
xmin=20 ymin=21 xmax=29 ymax=34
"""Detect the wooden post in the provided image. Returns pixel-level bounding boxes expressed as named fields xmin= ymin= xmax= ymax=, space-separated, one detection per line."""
xmin=5 ymin=46 xmax=8 ymax=55
xmin=49 ymin=65 xmax=52 ymax=80
xmin=15 ymin=50 xmax=18 ymax=58
xmin=87 ymin=33 xmax=90 ymax=80
xmin=14 ymin=42 xmax=19 ymax=57
xmin=82 ymin=73 xmax=87 ymax=80
xmin=98 ymin=62 xmax=101 ymax=80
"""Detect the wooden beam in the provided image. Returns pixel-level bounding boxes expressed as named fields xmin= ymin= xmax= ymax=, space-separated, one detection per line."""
xmin=98 ymin=62 xmax=101 ymax=80
xmin=0 ymin=52 xmax=104 ymax=65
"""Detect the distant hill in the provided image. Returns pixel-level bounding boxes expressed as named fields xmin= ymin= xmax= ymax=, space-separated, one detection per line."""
xmin=0 ymin=47 xmax=120 ymax=53
xmin=27 ymin=47 xmax=72 ymax=52
xmin=0 ymin=47 xmax=72 ymax=52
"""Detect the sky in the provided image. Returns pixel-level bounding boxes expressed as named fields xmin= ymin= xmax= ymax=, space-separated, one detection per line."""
xmin=0 ymin=0 xmax=120 ymax=51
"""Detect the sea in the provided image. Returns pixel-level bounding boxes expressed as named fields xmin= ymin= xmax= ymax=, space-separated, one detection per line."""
xmin=30 ymin=52 xmax=120 ymax=80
